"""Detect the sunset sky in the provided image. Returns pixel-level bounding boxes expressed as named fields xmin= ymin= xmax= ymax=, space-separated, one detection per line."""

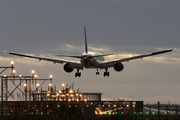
xmin=0 ymin=0 xmax=180 ymax=104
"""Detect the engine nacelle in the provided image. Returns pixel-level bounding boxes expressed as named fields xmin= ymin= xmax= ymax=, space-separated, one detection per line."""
xmin=114 ymin=62 xmax=124 ymax=72
xmin=64 ymin=63 xmax=74 ymax=73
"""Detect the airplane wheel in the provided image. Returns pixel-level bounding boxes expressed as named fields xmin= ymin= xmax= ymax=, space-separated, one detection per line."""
xmin=75 ymin=72 xmax=81 ymax=77
xmin=107 ymin=72 xmax=109 ymax=77
xmin=79 ymin=72 xmax=81 ymax=77
xmin=104 ymin=72 xmax=106 ymax=77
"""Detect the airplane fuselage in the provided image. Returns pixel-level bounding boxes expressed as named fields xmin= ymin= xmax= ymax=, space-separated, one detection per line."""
xmin=81 ymin=51 xmax=104 ymax=69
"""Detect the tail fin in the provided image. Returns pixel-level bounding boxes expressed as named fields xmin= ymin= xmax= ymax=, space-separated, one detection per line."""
xmin=84 ymin=26 xmax=88 ymax=54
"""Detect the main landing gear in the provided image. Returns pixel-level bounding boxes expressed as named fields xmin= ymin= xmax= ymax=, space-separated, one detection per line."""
xmin=75 ymin=69 xmax=81 ymax=77
xmin=104 ymin=68 xmax=109 ymax=77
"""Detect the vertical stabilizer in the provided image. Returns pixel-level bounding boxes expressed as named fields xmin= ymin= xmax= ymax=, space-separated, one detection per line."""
xmin=84 ymin=26 xmax=88 ymax=54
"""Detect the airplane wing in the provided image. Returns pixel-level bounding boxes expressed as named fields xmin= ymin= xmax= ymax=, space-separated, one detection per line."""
xmin=99 ymin=48 xmax=175 ymax=69
xmin=5 ymin=51 xmax=80 ymax=64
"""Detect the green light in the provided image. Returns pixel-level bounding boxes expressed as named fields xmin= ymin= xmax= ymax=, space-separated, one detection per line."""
xmin=134 ymin=112 xmax=136 ymax=114
xmin=29 ymin=112 xmax=31 ymax=115
xmin=109 ymin=112 xmax=111 ymax=114
xmin=47 ymin=112 xmax=49 ymax=115
xmin=152 ymin=112 xmax=155 ymax=115
xmin=140 ymin=112 xmax=142 ymax=114
xmin=146 ymin=112 xmax=148 ymax=115
xmin=121 ymin=112 xmax=124 ymax=114
xmin=41 ymin=112 xmax=43 ymax=115
xmin=165 ymin=112 xmax=167 ymax=115
xmin=115 ymin=112 xmax=118 ymax=114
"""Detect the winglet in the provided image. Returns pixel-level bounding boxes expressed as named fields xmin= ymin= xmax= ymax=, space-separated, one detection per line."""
xmin=84 ymin=26 xmax=88 ymax=54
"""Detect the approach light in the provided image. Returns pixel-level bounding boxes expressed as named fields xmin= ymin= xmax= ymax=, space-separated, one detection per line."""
xmin=49 ymin=75 xmax=53 ymax=79
xmin=34 ymin=75 xmax=37 ymax=78
xmin=49 ymin=83 xmax=52 ymax=87
xmin=24 ymin=83 xmax=27 ymax=87
xmin=19 ymin=75 xmax=22 ymax=78
xmin=11 ymin=61 xmax=14 ymax=65
xmin=62 ymin=83 xmax=65 ymax=87
xmin=31 ymin=70 xmax=35 ymax=74
xmin=36 ymin=83 xmax=40 ymax=87
xmin=12 ymin=70 xmax=16 ymax=74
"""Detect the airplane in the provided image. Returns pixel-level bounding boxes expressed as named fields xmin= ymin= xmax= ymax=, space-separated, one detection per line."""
xmin=5 ymin=26 xmax=175 ymax=77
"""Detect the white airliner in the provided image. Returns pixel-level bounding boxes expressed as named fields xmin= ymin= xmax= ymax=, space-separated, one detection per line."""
xmin=5 ymin=26 xmax=175 ymax=77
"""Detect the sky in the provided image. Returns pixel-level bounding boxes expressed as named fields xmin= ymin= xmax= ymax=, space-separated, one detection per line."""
xmin=0 ymin=0 xmax=180 ymax=104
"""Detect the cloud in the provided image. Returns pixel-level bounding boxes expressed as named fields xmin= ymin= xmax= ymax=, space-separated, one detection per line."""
xmin=0 ymin=56 xmax=48 ymax=66
xmin=144 ymin=96 xmax=180 ymax=104
xmin=105 ymin=51 xmax=180 ymax=65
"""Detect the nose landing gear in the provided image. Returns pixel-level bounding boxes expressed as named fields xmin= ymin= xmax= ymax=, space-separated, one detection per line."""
xmin=96 ymin=68 xmax=99 ymax=75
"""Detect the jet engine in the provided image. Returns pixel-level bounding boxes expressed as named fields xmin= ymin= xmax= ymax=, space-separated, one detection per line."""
xmin=64 ymin=63 xmax=74 ymax=73
xmin=114 ymin=62 xmax=124 ymax=72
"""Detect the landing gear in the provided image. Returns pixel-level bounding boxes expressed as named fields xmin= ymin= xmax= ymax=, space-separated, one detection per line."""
xmin=104 ymin=68 xmax=110 ymax=77
xmin=96 ymin=68 xmax=99 ymax=75
xmin=75 ymin=69 xmax=81 ymax=77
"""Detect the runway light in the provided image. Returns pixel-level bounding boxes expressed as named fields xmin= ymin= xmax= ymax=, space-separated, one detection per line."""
xmin=152 ymin=112 xmax=155 ymax=115
xmin=3 ymin=75 xmax=6 ymax=78
xmin=70 ymin=90 xmax=73 ymax=93
xmin=146 ymin=112 xmax=149 ymax=115
xmin=59 ymin=90 xmax=62 ymax=93
xmin=49 ymin=83 xmax=52 ymax=87
xmin=19 ymin=75 xmax=22 ymax=78
xmin=11 ymin=109 xmax=14 ymax=113
xmin=134 ymin=112 xmax=136 ymax=114
xmin=62 ymin=83 xmax=65 ymax=87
